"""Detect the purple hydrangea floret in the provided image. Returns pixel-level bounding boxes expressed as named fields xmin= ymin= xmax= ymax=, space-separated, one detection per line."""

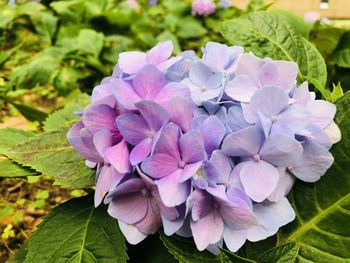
xmin=68 ymin=40 xmax=341 ymax=254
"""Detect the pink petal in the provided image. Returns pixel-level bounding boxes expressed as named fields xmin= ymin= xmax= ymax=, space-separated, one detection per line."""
xmin=222 ymin=126 xmax=262 ymax=157
xmin=259 ymin=61 xmax=297 ymax=93
xmin=132 ymin=65 xmax=166 ymax=99
xmin=160 ymin=96 xmax=195 ymax=132
xmin=93 ymin=129 xmax=113 ymax=160
xmin=114 ymin=79 xmax=141 ymax=110
xmin=118 ymin=51 xmax=147 ymax=75
xmin=259 ymin=134 xmax=303 ymax=167
xmin=116 ymin=114 xmax=149 ymax=145
xmin=135 ymin=100 xmax=169 ymax=132
xmin=118 ymin=221 xmax=147 ymax=245
xmin=225 ymin=75 xmax=258 ymax=102
xmin=268 ymin=167 xmax=295 ymax=202
xmin=223 ymin=228 xmax=247 ymax=252
xmin=95 ymin=166 xmax=124 ymax=207
xmin=153 ymin=123 xmax=181 ymax=160
xmin=306 ymin=100 xmax=336 ymax=128
xmin=180 ymin=130 xmax=206 ymax=164
xmin=108 ymin=192 xmax=148 ymax=224
xmin=104 ymin=139 xmax=131 ymax=174
xmin=130 ymin=138 xmax=152 ymax=165
xmin=141 ymin=153 xmax=179 ymax=179
xmin=191 ymin=210 xmax=224 ymax=251
xmin=239 ymin=160 xmax=279 ymax=202
xmin=146 ymin=40 xmax=173 ymax=65
xmin=135 ymin=199 xmax=162 ymax=234
xmin=156 ymin=170 xmax=191 ymax=207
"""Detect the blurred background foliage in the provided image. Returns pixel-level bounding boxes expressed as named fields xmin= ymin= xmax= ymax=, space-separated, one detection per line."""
xmin=0 ymin=0 xmax=349 ymax=126
xmin=1 ymin=0 xmax=350 ymax=261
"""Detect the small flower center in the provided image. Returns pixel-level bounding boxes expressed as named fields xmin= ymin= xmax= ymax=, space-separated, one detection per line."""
xmin=141 ymin=187 xmax=149 ymax=197
xmin=213 ymin=202 xmax=220 ymax=210
xmin=179 ymin=160 xmax=186 ymax=168
xmin=271 ymin=116 xmax=278 ymax=122
xmin=254 ymin=154 xmax=261 ymax=162
xmin=148 ymin=130 xmax=154 ymax=139
xmin=194 ymin=167 xmax=204 ymax=178
xmin=200 ymin=85 xmax=207 ymax=92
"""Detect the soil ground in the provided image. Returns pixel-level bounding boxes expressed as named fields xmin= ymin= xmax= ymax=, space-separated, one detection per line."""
xmin=0 ymin=177 xmax=81 ymax=262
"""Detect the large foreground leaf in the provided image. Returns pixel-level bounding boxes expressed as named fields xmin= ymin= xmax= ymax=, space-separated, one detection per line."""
xmin=0 ymin=128 xmax=38 ymax=177
xmin=221 ymin=12 xmax=328 ymax=99
xmin=160 ymin=232 xmax=226 ymax=263
xmin=257 ymin=242 xmax=299 ymax=263
xmin=0 ymin=156 xmax=38 ymax=177
xmin=332 ymin=31 xmax=350 ymax=68
xmin=24 ymin=195 xmax=128 ymax=262
xmin=221 ymin=242 xmax=299 ymax=263
xmin=43 ymin=92 xmax=90 ymax=131
xmin=2 ymin=127 xmax=95 ymax=188
xmin=280 ymin=92 xmax=350 ymax=262
xmin=0 ymin=128 xmax=35 ymax=152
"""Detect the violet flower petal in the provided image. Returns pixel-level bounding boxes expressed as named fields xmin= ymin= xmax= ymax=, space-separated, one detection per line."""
xmin=239 ymin=160 xmax=279 ymax=202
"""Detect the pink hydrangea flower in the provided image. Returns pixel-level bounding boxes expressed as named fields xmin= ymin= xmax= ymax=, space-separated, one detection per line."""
xmin=192 ymin=0 xmax=216 ymax=16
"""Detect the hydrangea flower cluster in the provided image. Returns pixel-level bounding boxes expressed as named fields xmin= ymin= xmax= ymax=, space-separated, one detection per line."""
xmin=192 ymin=0 xmax=216 ymax=16
xmin=68 ymin=41 xmax=341 ymax=253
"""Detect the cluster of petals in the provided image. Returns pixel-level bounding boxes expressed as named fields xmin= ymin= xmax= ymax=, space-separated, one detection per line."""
xmin=68 ymin=40 xmax=341 ymax=253
xmin=192 ymin=0 xmax=216 ymax=16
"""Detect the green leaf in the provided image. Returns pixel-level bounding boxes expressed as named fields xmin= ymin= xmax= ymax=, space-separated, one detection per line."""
xmin=333 ymin=49 xmax=350 ymax=68
xmin=177 ymin=18 xmax=207 ymax=39
xmin=221 ymin=12 xmax=327 ymax=89
xmin=85 ymin=0 xmax=110 ymax=19
xmin=50 ymin=0 xmax=85 ymax=23
xmin=257 ymin=242 xmax=299 ymax=263
xmin=246 ymin=0 xmax=265 ymax=12
xmin=2 ymin=127 xmax=95 ymax=188
xmin=331 ymin=82 xmax=344 ymax=102
xmin=10 ymin=54 xmax=60 ymax=89
xmin=105 ymin=5 xmax=135 ymax=26
xmin=7 ymin=241 xmax=28 ymax=263
xmin=0 ymin=42 xmax=24 ymax=67
xmin=53 ymin=67 xmax=87 ymax=95
xmin=77 ymin=29 xmax=105 ymax=56
xmin=257 ymin=0 xmax=278 ymax=12
xmin=0 ymin=156 xmax=38 ymax=177
xmin=269 ymin=9 xmax=311 ymax=38
xmin=24 ymin=194 xmax=128 ymax=263
xmin=280 ymin=92 xmax=350 ymax=262
xmin=0 ymin=128 xmax=35 ymax=153
xmin=221 ymin=249 xmax=256 ymax=263
xmin=43 ymin=93 xmax=90 ymax=131
xmin=31 ymin=12 xmax=58 ymax=44
xmin=332 ymin=31 xmax=350 ymax=68
xmin=35 ymin=190 xmax=49 ymax=200
xmin=10 ymin=102 xmax=48 ymax=122
xmin=102 ymin=35 xmax=132 ymax=64
xmin=311 ymin=26 xmax=346 ymax=57
xmin=160 ymin=232 xmax=226 ymax=262
xmin=240 ymin=236 xmax=278 ymax=261
xmin=0 ymin=128 xmax=38 ymax=178
xmin=0 ymin=5 xmax=16 ymax=28
xmin=16 ymin=2 xmax=46 ymax=17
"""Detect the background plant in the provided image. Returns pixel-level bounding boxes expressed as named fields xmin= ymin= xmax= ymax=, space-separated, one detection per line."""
xmin=0 ymin=0 xmax=349 ymax=262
